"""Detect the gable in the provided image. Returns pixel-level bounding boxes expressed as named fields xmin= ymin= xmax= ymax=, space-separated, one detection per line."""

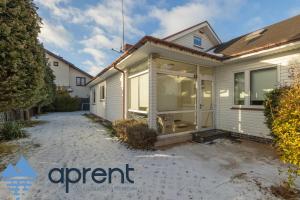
xmin=163 ymin=21 xmax=221 ymax=52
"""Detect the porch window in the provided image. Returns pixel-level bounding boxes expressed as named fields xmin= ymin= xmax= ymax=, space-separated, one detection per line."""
xmin=155 ymin=58 xmax=197 ymax=135
xmin=128 ymin=61 xmax=149 ymax=113
xmin=250 ymin=67 xmax=277 ymax=105
xmin=234 ymin=72 xmax=245 ymax=105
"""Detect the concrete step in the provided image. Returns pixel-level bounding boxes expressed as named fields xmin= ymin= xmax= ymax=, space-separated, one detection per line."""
xmin=192 ymin=129 xmax=230 ymax=143
xmin=155 ymin=132 xmax=192 ymax=147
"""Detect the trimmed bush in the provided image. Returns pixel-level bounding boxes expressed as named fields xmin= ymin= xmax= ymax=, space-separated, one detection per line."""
xmin=0 ymin=121 xmax=26 ymax=141
xmin=44 ymin=90 xmax=81 ymax=112
xmin=113 ymin=119 xmax=157 ymax=150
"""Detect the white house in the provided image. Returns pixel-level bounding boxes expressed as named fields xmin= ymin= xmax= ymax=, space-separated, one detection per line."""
xmin=45 ymin=50 xmax=93 ymax=99
xmin=87 ymin=15 xmax=300 ymax=145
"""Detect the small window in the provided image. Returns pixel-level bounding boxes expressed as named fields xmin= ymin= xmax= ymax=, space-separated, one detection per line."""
xmin=193 ymin=36 xmax=202 ymax=47
xmin=53 ymin=61 xmax=59 ymax=66
xmin=76 ymin=77 xmax=86 ymax=86
xmin=234 ymin=72 xmax=245 ymax=105
xmin=250 ymin=67 xmax=277 ymax=105
xmin=92 ymin=88 xmax=96 ymax=103
xmin=100 ymin=85 xmax=105 ymax=100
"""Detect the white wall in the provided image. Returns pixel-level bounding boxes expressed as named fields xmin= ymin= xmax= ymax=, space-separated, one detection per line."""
xmin=215 ymin=50 xmax=300 ymax=138
xmin=69 ymin=67 xmax=91 ymax=98
xmin=47 ymin=54 xmax=69 ymax=86
xmin=90 ymin=73 xmax=124 ymax=122
xmin=171 ymin=30 xmax=215 ymax=52
xmin=106 ymin=73 xmax=123 ymax=122
xmin=46 ymin=53 xmax=92 ymax=98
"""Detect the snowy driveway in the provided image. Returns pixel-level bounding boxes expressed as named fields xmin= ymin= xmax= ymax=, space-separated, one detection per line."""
xmin=0 ymin=112 xmax=296 ymax=200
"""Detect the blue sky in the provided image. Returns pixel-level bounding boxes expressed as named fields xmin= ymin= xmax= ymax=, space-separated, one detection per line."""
xmin=36 ymin=0 xmax=300 ymax=76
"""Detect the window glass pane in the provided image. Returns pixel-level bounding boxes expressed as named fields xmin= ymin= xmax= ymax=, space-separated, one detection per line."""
xmin=234 ymin=72 xmax=245 ymax=105
xmin=138 ymin=73 xmax=148 ymax=110
xmin=250 ymin=68 xmax=277 ymax=105
xmin=154 ymin=58 xmax=197 ymax=74
xmin=157 ymin=112 xmax=196 ymax=135
xmin=157 ymin=74 xmax=196 ymax=111
xmin=129 ymin=77 xmax=139 ymax=110
xmin=194 ymin=36 xmax=202 ymax=46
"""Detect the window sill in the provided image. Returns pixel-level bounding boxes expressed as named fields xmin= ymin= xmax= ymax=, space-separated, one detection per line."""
xmin=100 ymin=99 xmax=105 ymax=102
xmin=128 ymin=109 xmax=148 ymax=114
xmin=231 ymin=107 xmax=264 ymax=111
xmin=193 ymin=45 xmax=203 ymax=49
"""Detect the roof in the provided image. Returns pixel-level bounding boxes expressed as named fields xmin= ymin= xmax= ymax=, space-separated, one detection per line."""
xmin=87 ymin=35 xmax=222 ymax=85
xmin=213 ymin=15 xmax=300 ymax=58
xmin=45 ymin=49 xmax=93 ymax=78
xmin=163 ymin=21 xmax=222 ymax=44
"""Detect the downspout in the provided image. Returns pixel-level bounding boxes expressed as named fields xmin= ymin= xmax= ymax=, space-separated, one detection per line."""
xmin=113 ymin=65 xmax=126 ymax=119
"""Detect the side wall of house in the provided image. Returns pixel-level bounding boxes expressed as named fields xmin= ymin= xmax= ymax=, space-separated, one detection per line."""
xmin=46 ymin=54 xmax=70 ymax=86
xmin=90 ymin=73 xmax=123 ymax=122
xmin=69 ymin=67 xmax=91 ymax=98
xmin=215 ymin=49 xmax=300 ymax=138
xmin=105 ymin=73 xmax=123 ymax=122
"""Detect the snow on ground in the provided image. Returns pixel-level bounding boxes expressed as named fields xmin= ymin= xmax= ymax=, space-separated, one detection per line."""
xmin=0 ymin=112 xmax=299 ymax=200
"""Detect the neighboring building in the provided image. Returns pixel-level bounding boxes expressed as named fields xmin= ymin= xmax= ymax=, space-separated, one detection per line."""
xmin=87 ymin=15 xmax=300 ymax=145
xmin=45 ymin=50 xmax=93 ymax=99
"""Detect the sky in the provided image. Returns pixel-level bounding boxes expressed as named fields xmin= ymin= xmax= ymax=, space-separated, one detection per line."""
xmin=35 ymin=0 xmax=300 ymax=76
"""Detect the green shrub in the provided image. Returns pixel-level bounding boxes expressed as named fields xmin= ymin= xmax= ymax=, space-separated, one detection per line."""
xmin=45 ymin=90 xmax=81 ymax=112
xmin=113 ymin=119 xmax=157 ymax=150
xmin=264 ymin=87 xmax=289 ymax=135
xmin=272 ymin=76 xmax=300 ymax=187
xmin=0 ymin=121 xmax=26 ymax=141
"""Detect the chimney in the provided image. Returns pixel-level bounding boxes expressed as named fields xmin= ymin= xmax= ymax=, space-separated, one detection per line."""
xmin=123 ymin=43 xmax=133 ymax=52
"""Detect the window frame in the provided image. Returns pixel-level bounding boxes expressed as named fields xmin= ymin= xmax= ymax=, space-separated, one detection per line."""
xmin=53 ymin=61 xmax=59 ymax=66
xmin=99 ymin=85 xmax=105 ymax=101
xmin=76 ymin=77 xmax=86 ymax=86
xmin=193 ymin=36 xmax=202 ymax=48
xmin=92 ymin=88 xmax=96 ymax=104
xmin=232 ymin=65 xmax=278 ymax=108
xmin=233 ymin=71 xmax=245 ymax=105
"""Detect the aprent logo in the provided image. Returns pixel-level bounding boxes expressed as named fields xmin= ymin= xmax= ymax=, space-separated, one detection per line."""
xmin=1 ymin=156 xmax=37 ymax=200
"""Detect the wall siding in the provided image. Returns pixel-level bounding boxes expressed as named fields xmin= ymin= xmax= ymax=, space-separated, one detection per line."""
xmin=105 ymin=73 xmax=123 ymax=122
xmin=215 ymin=50 xmax=300 ymax=138
xmin=172 ymin=30 xmax=214 ymax=52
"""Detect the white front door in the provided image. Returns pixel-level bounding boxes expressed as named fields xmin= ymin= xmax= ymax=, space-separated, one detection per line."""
xmin=199 ymin=78 xmax=215 ymax=130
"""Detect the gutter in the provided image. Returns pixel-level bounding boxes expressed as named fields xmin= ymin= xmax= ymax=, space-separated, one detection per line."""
xmin=113 ymin=65 xmax=126 ymax=119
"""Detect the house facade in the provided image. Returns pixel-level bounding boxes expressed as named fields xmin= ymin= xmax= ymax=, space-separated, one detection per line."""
xmin=45 ymin=50 xmax=93 ymax=99
xmin=87 ymin=15 xmax=300 ymax=144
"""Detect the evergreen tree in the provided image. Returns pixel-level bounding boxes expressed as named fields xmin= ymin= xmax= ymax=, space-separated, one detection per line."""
xmin=0 ymin=0 xmax=45 ymax=112
xmin=37 ymin=56 xmax=56 ymax=114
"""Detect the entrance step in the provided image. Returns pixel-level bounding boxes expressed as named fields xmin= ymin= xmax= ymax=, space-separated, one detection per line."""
xmin=155 ymin=132 xmax=192 ymax=147
xmin=192 ymin=129 xmax=230 ymax=143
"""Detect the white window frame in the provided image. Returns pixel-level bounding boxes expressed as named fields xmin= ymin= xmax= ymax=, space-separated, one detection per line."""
xmin=128 ymin=70 xmax=149 ymax=113
xmin=232 ymin=65 xmax=279 ymax=108
xmin=193 ymin=36 xmax=202 ymax=48
xmin=99 ymin=85 xmax=105 ymax=101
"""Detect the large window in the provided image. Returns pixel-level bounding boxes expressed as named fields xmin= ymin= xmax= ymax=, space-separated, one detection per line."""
xmin=157 ymin=74 xmax=196 ymax=111
xmin=76 ymin=77 xmax=86 ymax=86
xmin=128 ymin=62 xmax=149 ymax=112
xmin=250 ymin=67 xmax=277 ymax=105
xmin=234 ymin=72 xmax=245 ymax=105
